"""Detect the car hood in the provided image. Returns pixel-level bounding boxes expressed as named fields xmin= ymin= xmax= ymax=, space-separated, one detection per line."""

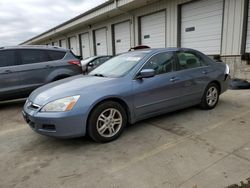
xmin=29 ymin=75 xmax=116 ymax=105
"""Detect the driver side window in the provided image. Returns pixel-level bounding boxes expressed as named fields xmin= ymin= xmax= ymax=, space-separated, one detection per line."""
xmin=142 ymin=52 xmax=174 ymax=75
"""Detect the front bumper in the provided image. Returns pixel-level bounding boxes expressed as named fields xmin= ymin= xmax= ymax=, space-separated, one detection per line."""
xmin=22 ymin=102 xmax=87 ymax=138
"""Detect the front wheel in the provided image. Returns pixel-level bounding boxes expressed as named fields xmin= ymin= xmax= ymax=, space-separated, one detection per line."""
xmin=87 ymin=101 xmax=127 ymax=142
xmin=200 ymin=83 xmax=220 ymax=110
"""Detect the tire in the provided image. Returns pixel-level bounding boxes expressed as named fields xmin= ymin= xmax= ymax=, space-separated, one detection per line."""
xmin=87 ymin=101 xmax=127 ymax=142
xmin=200 ymin=83 xmax=220 ymax=110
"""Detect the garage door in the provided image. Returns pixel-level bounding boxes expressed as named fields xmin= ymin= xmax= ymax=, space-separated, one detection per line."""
xmin=113 ymin=21 xmax=131 ymax=54
xmin=59 ymin=39 xmax=67 ymax=49
xmin=80 ymin=33 xmax=91 ymax=59
xmin=69 ymin=36 xmax=77 ymax=55
xmin=52 ymin=41 xmax=58 ymax=46
xmin=140 ymin=11 xmax=166 ymax=48
xmin=94 ymin=28 xmax=108 ymax=55
xmin=181 ymin=0 xmax=223 ymax=55
xmin=246 ymin=1 xmax=250 ymax=53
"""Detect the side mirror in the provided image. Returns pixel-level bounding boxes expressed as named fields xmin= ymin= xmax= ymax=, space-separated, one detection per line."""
xmin=137 ymin=69 xmax=155 ymax=79
xmin=88 ymin=62 xmax=94 ymax=67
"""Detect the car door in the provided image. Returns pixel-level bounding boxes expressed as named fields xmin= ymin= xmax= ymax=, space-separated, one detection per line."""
xmin=0 ymin=49 xmax=21 ymax=99
xmin=16 ymin=49 xmax=52 ymax=92
xmin=133 ymin=51 xmax=185 ymax=119
xmin=175 ymin=51 xmax=211 ymax=105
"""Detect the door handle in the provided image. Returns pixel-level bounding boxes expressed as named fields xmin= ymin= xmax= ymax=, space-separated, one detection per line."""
xmin=45 ymin=65 xmax=53 ymax=69
xmin=202 ymin=70 xmax=208 ymax=74
xmin=170 ymin=77 xmax=180 ymax=82
xmin=4 ymin=70 xmax=12 ymax=74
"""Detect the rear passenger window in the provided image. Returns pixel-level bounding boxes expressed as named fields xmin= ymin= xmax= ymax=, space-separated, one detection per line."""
xmin=20 ymin=50 xmax=50 ymax=64
xmin=176 ymin=52 xmax=204 ymax=70
xmin=0 ymin=50 xmax=16 ymax=67
xmin=48 ymin=50 xmax=66 ymax=61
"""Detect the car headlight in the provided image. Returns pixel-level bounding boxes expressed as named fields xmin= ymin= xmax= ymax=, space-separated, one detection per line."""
xmin=41 ymin=95 xmax=80 ymax=112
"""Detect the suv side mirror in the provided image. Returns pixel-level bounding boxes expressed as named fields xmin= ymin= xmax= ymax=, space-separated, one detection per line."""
xmin=137 ymin=69 xmax=155 ymax=79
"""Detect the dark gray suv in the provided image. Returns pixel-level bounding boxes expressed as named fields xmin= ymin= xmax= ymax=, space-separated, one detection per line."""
xmin=0 ymin=45 xmax=82 ymax=101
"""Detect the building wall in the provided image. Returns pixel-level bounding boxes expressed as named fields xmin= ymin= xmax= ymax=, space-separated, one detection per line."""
xmin=222 ymin=0 xmax=245 ymax=55
xmin=27 ymin=0 xmax=250 ymax=80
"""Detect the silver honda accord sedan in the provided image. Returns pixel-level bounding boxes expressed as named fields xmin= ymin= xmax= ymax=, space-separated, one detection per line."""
xmin=23 ymin=48 xmax=230 ymax=142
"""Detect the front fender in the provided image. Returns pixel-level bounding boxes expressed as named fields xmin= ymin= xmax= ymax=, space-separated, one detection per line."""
xmin=84 ymin=94 xmax=134 ymax=125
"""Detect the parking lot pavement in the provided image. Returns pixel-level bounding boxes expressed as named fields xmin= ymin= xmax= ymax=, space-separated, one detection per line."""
xmin=0 ymin=90 xmax=250 ymax=188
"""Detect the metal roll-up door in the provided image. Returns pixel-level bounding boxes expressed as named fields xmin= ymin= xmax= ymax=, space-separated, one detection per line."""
xmin=246 ymin=0 xmax=250 ymax=53
xmin=94 ymin=28 xmax=108 ymax=55
xmin=181 ymin=0 xmax=223 ymax=55
xmin=140 ymin=11 xmax=166 ymax=48
xmin=80 ymin=33 xmax=91 ymax=59
xmin=114 ymin=21 xmax=131 ymax=54
xmin=59 ymin=39 xmax=67 ymax=49
xmin=69 ymin=36 xmax=77 ymax=55
xmin=52 ymin=41 xmax=58 ymax=46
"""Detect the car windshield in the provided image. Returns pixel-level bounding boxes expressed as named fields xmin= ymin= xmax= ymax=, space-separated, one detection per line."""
xmin=89 ymin=51 xmax=149 ymax=77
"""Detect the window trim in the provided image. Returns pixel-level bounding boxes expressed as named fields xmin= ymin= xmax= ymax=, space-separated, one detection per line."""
xmin=17 ymin=49 xmax=50 ymax=65
xmin=16 ymin=49 xmax=66 ymax=65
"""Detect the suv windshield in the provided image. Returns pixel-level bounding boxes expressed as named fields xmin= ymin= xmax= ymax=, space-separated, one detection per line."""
xmin=89 ymin=51 xmax=148 ymax=77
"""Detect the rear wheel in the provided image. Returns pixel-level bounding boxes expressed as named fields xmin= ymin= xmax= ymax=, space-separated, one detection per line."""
xmin=53 ymin=75 xmax=69 ymax=81
xmin=87 ymin=101 xmax=127 ymax=142
xmin=200 ymin=83 xmax=219 ymax=110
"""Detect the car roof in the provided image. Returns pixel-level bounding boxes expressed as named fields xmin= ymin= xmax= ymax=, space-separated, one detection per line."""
xmin=0 ymin=45 xmax=68 ymax=51
xmin=131 ymin=47 xmax=198 ymax=53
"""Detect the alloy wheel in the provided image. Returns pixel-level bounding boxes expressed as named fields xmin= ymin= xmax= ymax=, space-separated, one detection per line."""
xmin=96 ymin=108 xmax=123 ymax=138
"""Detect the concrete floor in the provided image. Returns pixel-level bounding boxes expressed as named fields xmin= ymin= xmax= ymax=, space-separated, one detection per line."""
xmin=0 ymin=90 xmax=250 ymax=188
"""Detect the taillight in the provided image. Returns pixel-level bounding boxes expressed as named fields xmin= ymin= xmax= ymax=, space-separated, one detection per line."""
xmin=68 ymin=60 xmax=81 ymax=66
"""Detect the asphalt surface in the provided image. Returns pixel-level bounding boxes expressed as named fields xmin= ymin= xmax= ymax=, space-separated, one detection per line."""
xmin=0 ymin=90 xmax=250 ymax=188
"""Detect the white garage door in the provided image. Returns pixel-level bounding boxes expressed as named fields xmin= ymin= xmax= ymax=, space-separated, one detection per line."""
xmin=69 ymin=36 xmax=77 ymax=55
xmin=80 ymin=33 xmax=91 ymax=59
xmin=140 ymin=11 xmax=166 ymax=48
xmin=52 ymin=41 xmax=58 ymax=46
xmin=59 ymin=39 xmax=67 ymax=49
xmin=94 ymin=28 xmax=108 ymax=55
xmin=114 ymin=21 xmax=131 ymax=54
xmin=181 ymin=0 xmax=223 ymax=55
xmin=246 ymin=1 xmax=250 ymax=53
